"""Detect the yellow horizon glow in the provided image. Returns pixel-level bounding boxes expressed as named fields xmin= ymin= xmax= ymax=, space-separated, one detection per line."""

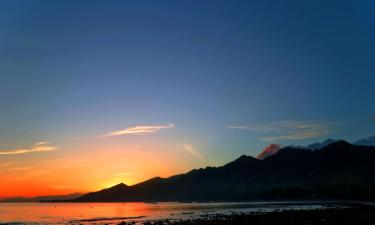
xmin=0 ymin=139 xmax=205 ymax=198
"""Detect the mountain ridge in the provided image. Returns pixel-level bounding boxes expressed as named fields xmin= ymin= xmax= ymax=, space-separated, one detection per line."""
xmin=354 ymin=135 xmax=375 ymax=146
xmin=0 ymin=193 xmax=83 ymax=202
xmin=73 ymin=141 xmax=375 ymax=202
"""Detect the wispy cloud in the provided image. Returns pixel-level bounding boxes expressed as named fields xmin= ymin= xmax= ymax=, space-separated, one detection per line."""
xmin=183 ymin=144 xmax=205 ymax=162
xmin=229 ymin=125 xmax=279 ymax=133
xmin=35 ymin=141 xmax=50 ymax=146
xmin=0 ymin=141 xmax=57 ymax=155
xmin=230 ymin=120 xmax=337 ymax=142
xmin=104 ymin=123 xmax=174 ymax=137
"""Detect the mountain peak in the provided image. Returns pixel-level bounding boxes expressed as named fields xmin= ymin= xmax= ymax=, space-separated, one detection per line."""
xmin=235 ymin=154 xmax=257 ymax=162
xmin=323 ymin=140 xmax=351 ymax=148
xmin=257 ymin=144 xmax=282 ymax=160
xmin=354 ymin=135 xmax=375 ymax=146
xmin=110 ymin=183 xmax=129 ymax=189
xmin=238 ymin=154 xmax=249 ymax=160
xmin=306 ymin=139 xmax=338 ymax=150
xmin=223 ymin=154 xmax=257 ymax=168
xmin=315 ymin=140 xmax=353 ymax=153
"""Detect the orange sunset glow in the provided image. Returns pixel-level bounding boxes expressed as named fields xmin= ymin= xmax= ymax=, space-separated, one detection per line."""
xmin=1 ymin=137 xmax=211 ymax=198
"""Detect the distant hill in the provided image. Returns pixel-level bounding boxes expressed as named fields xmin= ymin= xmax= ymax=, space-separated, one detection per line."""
xmin=354 ymin=135 xmax=375 ymax=146
xmin=258 ymin=139 xmax=339 ymax=160
xmin=1 ymin=193 xmax=83 ymax=202
xmin=256 ymin=144 xmax=281 ymax=160
xmin=305 ymin=138 xmax=338 ymax=150
xmin=75 ymin=141 xmax=375 ymax=202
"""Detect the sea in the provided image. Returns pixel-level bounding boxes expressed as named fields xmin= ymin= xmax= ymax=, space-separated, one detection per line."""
xmin=0 ymin=201 xmax=344 ymax=225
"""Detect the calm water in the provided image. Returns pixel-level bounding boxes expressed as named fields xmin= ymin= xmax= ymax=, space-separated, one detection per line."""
xmin=0 ymin=202 xmax=340 ymax=224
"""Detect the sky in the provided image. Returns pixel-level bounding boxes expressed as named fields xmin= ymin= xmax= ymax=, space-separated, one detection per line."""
xmin=0 ymin=0 xmax=374 ymax=197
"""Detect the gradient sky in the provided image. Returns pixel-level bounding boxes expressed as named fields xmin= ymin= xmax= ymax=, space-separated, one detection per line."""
xmin=0 ymin=0 xmax=374 ymax=197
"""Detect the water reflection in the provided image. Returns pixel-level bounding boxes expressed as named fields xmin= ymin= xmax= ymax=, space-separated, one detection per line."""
xmin=0 ymin=202 xmax=337 ymax=224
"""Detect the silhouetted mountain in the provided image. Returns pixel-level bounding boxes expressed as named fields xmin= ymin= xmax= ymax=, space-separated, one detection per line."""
xmin=0 ymin=193 xmax=83 ymax=202
xmin=287 ymin=139 xmax=339 ymax=151
xmin=354 ymin=135 xmax=375 ymax=146
xmin=305 ymin=139 xmax=338 ymax=150
xmin=75 ymin=141 xmax=375 ymax=202
xmin=73 ymin=183 xmax=129 ymax=202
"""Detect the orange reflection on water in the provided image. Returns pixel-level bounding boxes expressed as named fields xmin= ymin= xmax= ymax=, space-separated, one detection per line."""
xmin=0 ymin=202 xmax=166 ymax=224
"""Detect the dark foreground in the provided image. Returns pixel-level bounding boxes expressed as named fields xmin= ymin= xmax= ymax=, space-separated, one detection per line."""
xmin=117 ymin=204 xmax=375 ymax=225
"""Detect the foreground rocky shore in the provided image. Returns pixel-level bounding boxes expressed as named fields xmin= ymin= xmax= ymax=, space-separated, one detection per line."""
xmin=117 ymin=204 xmax=375 ymax=225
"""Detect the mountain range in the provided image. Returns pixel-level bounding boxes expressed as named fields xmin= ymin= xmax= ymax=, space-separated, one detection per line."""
xmin=0 ymin=193 xmax=83 ymax=202
xmin=73 ymin=140 xmax=375 ymax=202
xmin=354 ymin=135 xmax=375 ymax=146
xmin=256 ymin=135 xmax=375 ymax=160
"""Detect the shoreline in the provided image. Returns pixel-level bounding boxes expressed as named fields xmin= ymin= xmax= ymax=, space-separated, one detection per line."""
xmin=1 ymin=202 xmax=375 ymax=224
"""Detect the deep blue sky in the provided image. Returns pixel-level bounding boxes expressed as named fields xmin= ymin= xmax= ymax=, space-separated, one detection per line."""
xmin=0 ymin=0 xmax=374 ymax=166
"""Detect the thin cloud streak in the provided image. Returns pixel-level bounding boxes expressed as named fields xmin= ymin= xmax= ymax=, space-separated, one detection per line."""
xmin=261 ymin=129 xmax=330 ymax=142
xmin=104 ymin=123 xmax=174 ymax=137
xmin=0 ymin=142 xmax=57 ymax=155
xmin=230 ymin=120 xmax=337 ymax=142
xmin=183 ymin=144 xmax=205 ymax=162
xmin=35 ymin=141 xmax=50 ymax=146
